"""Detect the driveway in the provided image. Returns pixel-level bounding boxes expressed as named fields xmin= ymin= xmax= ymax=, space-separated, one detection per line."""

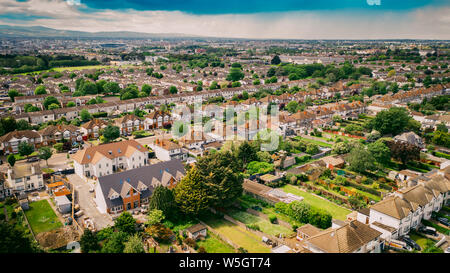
xmin=66 ymin=174 xmax=113 ymax=230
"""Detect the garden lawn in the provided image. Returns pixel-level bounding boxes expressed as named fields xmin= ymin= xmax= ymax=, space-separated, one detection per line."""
xmin=203 ymin=217 xmax=271 ymax=253
xmin=227 ymin=209 xmax=293 ymax=236
xmin=281 ymin=185 xmax=351 ymax=221
xmin=197 ymin=234 xmax=236 ymax=253
xmin=293 ymin=136 xmax=332 ymax=148
xmin=24 ymin=199 xmax=62 ymax=234
xmin=409 ymin=231 xmax=436 ymax=251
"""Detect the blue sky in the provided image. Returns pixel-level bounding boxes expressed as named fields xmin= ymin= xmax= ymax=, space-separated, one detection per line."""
xmin=0 ymin=0 xmax=449 ymax=39
xmin=81 ymin=0 xmax=445 ymax=14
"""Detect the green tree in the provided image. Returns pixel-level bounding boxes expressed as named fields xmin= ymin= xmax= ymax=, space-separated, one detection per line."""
xmin=386 ymin=141 xmax=420 ymax=166
xmin=80 ymin=229 xmax=100 ymax=253
xmin=79 ymin=109 xmax=92 ymax=122
xmin=141 ymin=84 xmax=152 ymax=95
xmin=16 ymin=120 xmax=32 ymax=130
xmin=38 ymin=146 xmax=52 ymax=166
xmin=114 ymin=212 xmax=136 ymax=234
xmin=369 ymin=107 xmax=411 ymax=136
xmin=0 ymin=222 xmax=37 ymax=253
xmin=103 ymin=81 xmax=121 ymax=94
xmin=367 ymin=140 xmax=391 ymax=166
xmin=147 ymin=209 xmax=165 ymax=226
xmin=347 ymin=145 xmax=376 ymax=173
xmin=236 ymin=141 xmax=258 ymax=168
xmin=18 ymin=142 xmax=34 ymax=159
xmin=34 ymin=85 xmax=47 ymax=95
xmin=48 ymin=103 xmax=60 ymax=110
xmin=436 ymin=122 xmax=448 ymax=133
xmin=42 ymin=96 xmax=60 ymax=110
xmin=288 ymin=201 xmax=310 ymax=223
xmin=101 ymin=231 xmax=128 ymax=253
xmin=174 ymin=167 xmax=209 ymax=216
xmin=66 ymin=101 xmax=76 ymax=107
xmin=7 ymin=154 xmax=15 ymax=167
xmin=271 ymin=55 xmax=281 ymax=65
xmin=8 ymin=89 xmax=21 ymax=102
xmin=195 ymin=151 xmax=243 ymax=208
xmin=226 ymin=67 xmax=245 ymax=82
xmin=123 ymin=234 xmax=145 ymax=253
xmin=101 ymin=125 xmax=120 ymax=142
xmin=148 ymin=186 xmax=175 ymax=217
xmin=169 ymin=86 xmax=178 ymax=94
xmin=286 ymin=101 xmax=299 ymax=114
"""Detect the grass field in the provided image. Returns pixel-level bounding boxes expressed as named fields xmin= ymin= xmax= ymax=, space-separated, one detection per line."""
xmin=203 ymin=217 xmax=271 ymax=253
xmin=281 ymin=185 xmax=351 ymax=221
xmin=197 ymin=234 xmax=236 ymax=253
xmin=292 ymin=136 xmax=332 ymax=148
xmin=409 ymin=231 xmax=436 ymax=251
xmin=24 ymin=200 xmax=62 ymax=234
xmin=227 ymin=209 xmax=293 ymax=236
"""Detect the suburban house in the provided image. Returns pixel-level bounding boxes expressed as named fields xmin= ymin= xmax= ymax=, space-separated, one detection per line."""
xmin=6 ymin=163 xmax=44 ymax=194
xmin=72 ymin=140 xmax=149 ymax=179
xmin=114 ymin=114 xmax=144 ymax=136
xmin=149 ymin=139 xmax=188 ymax=161
xmin=144 ymin=110 xmax=172 ymax=130
xmin=302 ymin=220 xmax=383 ymax=253
xmin=0 ymin=130 xmax=42 ymax=154
xmin=393 ymin=131 xmax=425 ymax=148
xmin=359 ymin=171 xmax=450 ymax=240
xmin=94 ymin=160 xmax=185 ymax=214
xmin=39 ymin=124 xmax=83 ymax=146
xmin=80 ymin=118 xmax=109 ymax=139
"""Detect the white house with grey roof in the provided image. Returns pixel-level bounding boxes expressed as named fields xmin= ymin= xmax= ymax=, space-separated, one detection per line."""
xmin=94 ymin=159 xmax=185 ymax=214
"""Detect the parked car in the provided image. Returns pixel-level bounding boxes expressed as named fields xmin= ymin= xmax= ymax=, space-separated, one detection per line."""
xmin=399 ymin=236 xmax=421 ymax=251
xmin=27 ymin=157 xmax=39 ymax=163
xmin=445 ymin=247 xmax=450 ymax=254
xmin=418 ymin=226 xmax=437 ymax=236
xmin=388 ymin=239 xmax=412 ymax=252
xmin=68 ymin=148 xmax=78 ymax=154
xmin=437 ymin=217 xmax=450 ymax=227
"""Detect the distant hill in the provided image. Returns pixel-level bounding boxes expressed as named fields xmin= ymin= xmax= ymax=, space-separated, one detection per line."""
xmin=0 ymin=25 xmax=202 ymax=39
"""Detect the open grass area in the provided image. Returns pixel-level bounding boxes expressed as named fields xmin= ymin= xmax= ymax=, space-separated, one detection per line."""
xmin=409 ymin=231 xmax=436 ymax=251
xmin=202 ymin=217 xmax=271 ymax=253
xmin=14 ymin=151 xmax=39 ymax=161
xmin=281 ymin=185 xmax=351 ymax=221
xmin=227 ymin=209 xmax=293 ymax=236
xmin=292 ymin=136 xmax=332 ymax=148
xmin=197 ymin=234 xmax=236 ymax=253
xmin=24 ymin=199 xmax=62 ymax=234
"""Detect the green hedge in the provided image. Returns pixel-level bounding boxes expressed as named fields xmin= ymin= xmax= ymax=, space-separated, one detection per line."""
xmin=92 ymin=112 xmax=107 ymax=118
xmin=346 ymin=180 xmax=382 ymax=197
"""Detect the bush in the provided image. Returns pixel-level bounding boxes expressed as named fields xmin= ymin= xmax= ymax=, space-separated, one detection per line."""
xmin=246 ymin=224 xmax=260 ymax=231
xmin=184 ymin=238 xmax=197 ymax=249
xmin=92 ymin=112 xmax=107 ymax=118
xmin=268 ymin=215 xmax=277 ymax=224
xmin=197 ymin=246 xmax=207 ymax=253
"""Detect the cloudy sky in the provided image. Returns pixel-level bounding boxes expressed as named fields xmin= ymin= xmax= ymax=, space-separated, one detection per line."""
xmin=0 ymin=0 xmax=449 ymax=39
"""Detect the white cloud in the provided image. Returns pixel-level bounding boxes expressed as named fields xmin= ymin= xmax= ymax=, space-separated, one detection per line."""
xmin=0 ymin=0 xmax=449 ymax=39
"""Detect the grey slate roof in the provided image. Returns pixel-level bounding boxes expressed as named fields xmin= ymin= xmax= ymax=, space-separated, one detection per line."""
xmin=97 ymin=159 xmax=185 ymax=210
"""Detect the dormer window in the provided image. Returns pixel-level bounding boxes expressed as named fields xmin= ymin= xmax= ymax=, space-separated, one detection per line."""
xmin=118 ymin=149 xmax=121 ymax=153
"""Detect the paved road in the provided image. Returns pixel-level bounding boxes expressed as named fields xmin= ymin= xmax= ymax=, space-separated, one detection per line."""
xmin=66 ymin=174 xmax=113 ymax=230
xmin=0 ymin=152 xmax=71 ymax=173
